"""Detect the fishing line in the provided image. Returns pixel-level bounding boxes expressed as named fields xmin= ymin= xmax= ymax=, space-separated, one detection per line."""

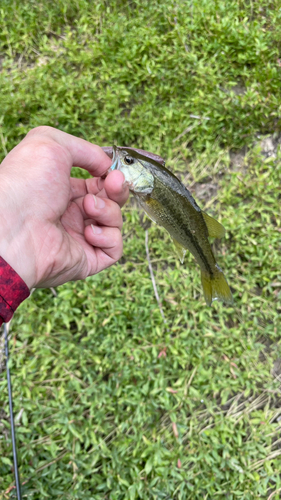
xmin=4 ymin=321 xmax=22 ymax=500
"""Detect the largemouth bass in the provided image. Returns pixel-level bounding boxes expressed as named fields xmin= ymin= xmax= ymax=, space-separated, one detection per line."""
xmin=110 ymin=146 xmax=233 ymax=306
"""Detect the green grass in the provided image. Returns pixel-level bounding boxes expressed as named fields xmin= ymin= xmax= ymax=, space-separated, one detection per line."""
xmin=0 ymin=1 xmax=281 ymax=499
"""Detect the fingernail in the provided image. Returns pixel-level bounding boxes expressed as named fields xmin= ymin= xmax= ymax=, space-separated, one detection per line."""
xmin=91 ymin=224 xmax=102 ymax=235
xmin=93 ymin=195 xmax=105 ymax=209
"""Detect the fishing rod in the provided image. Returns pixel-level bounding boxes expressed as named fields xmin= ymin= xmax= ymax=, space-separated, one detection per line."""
xmin=4 ymin=321 xmax=22 ymax=500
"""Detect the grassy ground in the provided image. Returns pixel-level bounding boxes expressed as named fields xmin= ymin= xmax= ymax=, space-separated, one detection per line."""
xmin=0 ymin=1 xmax=281 ymax=498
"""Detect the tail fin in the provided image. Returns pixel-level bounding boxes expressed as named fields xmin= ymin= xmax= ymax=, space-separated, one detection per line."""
xmin=201 ymin=265 xmax=233 ymax=306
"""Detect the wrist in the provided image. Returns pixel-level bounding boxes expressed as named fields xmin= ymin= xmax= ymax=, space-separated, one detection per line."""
xmin=0 ymin=185 xmax=36 ymax=290
xmin=0 ymin=228 xmax=36 ymax=290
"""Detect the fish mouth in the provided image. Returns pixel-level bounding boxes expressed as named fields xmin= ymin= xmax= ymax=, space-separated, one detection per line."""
xmin=109 ymin=145 xmax=119 ymax=171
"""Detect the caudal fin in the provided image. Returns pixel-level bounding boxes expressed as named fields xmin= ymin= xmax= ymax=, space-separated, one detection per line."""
xmin=201 ymin=265 xmax=233 ymax=306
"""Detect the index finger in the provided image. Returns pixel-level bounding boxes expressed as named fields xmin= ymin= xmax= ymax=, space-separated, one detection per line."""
xmin=26 ymin=126 xmax=112 ymax=177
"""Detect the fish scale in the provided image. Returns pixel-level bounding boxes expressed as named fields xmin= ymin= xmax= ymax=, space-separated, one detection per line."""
xmin=145 ymin=178 xmax=214 ymax=276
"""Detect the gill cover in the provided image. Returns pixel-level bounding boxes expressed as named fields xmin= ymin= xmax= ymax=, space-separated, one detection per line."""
xmin=110 ymin=145 xmax=154 ymax=195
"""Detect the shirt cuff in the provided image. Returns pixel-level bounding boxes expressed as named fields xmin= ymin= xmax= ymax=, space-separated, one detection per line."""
xmin=0 ymin=256 xmax=30 ymax=325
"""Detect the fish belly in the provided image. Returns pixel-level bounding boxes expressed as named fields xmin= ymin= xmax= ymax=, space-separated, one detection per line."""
xmin=138 ymin=189 xmax=233 ymax=306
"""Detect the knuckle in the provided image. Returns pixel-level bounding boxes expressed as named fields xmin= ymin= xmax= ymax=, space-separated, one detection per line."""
xmin=113 ymin=231 xmax=123 ymax=259
xmin=110 ymin=201 xmax=123 ymax=229
xmin=118 ymin=214 xmax=123 ymax=229
xmin=19 ymin=140 xmax=55 ymax=161
xmin=109 ymin=202 xmax=123 ymax=229
xmin=26 ymin=125 xmax=54 ymax=138
xmin=20 ymin=137 xmax=69 ymax=165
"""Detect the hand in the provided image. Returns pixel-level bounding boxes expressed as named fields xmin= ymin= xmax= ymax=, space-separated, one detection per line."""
xmin=0 ymin=126 xmax=129 ymax=289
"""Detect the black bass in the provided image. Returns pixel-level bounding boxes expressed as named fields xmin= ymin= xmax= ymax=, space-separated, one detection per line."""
xmin=110 ymin=146 xmax=233 ymax=306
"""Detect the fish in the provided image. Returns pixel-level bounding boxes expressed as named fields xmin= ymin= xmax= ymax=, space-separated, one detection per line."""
xmin=110 ymin=145 xmax=233 ymax=306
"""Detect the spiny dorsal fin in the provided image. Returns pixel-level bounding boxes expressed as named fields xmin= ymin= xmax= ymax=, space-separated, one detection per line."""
xmin=202 ymin=212 xmax=225 ymax=239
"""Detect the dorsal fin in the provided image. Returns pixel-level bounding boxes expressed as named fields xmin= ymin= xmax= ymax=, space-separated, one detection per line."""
xmin=202 ymin=212 xmax=225 ymax=239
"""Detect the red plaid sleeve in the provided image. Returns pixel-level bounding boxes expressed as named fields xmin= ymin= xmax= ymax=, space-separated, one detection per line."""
xmin=0 ymin=256 xmax=30 ymax=325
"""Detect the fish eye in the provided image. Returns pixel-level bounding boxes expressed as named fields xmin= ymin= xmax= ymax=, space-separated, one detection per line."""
xmin=124 ymin=156 xmax=134 ymax=165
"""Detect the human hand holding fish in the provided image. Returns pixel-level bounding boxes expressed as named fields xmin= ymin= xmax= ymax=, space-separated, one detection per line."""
xmin=0 ymin=127 xmax=129 ymax=290
xmin=107 ymin=145 xmax=233 ymax=306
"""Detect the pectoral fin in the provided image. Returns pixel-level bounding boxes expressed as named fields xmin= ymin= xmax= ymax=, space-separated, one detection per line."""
xmin=202 ymin=212 xmax=225 ymax=239
xmin=172 ymin=238 xmax=187 ymax=264
xmin=139 ymin=197 xmax=162 ymax=224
